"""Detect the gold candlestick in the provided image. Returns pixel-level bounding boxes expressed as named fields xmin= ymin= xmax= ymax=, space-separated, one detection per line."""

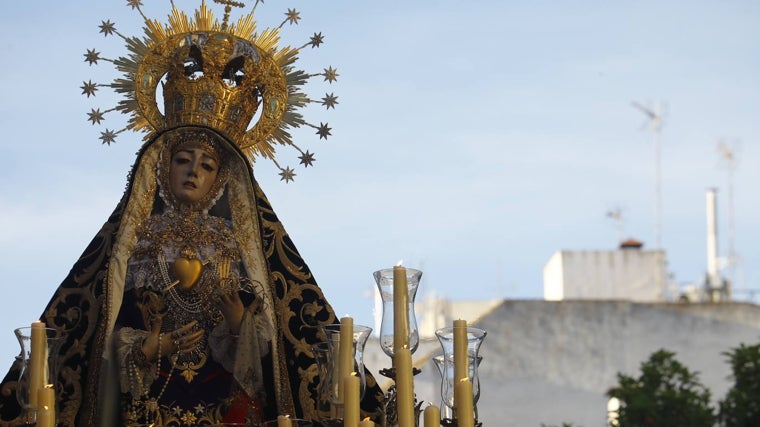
xmin=29 ymin=321 xmax=47 ymax=409
xmin=453 ymin=319 xmax=468 ymax=384
xmin=338 ymin=316 xmax=354 ymax=404
xmin=454 ymin=378 xmax=474 ymax=427
xmin=393 ymin=265 xmax=410 ymax=353
xmin=343 ymin=372 xmax=360 ymax=426
xmin=395 ymin=347 xmax=415 ymax=427
xmin=424 ymin=405 xmax=441 ymax=427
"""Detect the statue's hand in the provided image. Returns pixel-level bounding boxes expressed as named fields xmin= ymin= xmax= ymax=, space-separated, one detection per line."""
xmin=167 ymin=321 xmax=204 ymax=355
xmin=142 ymin=319 xmax=202 ymax=360
xmin=140 ymin=315 xmax=164 ymax=361
xmin=218 ymin=290 xmax=244 ymax=335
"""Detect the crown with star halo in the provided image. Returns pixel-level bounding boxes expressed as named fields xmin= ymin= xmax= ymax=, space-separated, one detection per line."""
xmin=82 ymin=0 xmax=340 ymax=182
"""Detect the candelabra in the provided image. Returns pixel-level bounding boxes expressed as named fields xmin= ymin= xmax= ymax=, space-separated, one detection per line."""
xmin=314 ymin=265 xmax=487 ymax=427
xmin=14 ymin=325 xmax=66 ymax=426
xmin=432 ymin=355 xmax=483 ymax=425
xmin=315 ymin=323 xmax=373 ymax=426
xmin=435 ymin=326 xmax=486 ymax=427
xmin=373 ymin=266 xmax=423 ymax=427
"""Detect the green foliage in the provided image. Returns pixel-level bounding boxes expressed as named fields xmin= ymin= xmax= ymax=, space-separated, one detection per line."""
xmin=607 ymin=349 xmax=716 ymax=427
xmin=718 ymin=342 xmax=760 ymax=426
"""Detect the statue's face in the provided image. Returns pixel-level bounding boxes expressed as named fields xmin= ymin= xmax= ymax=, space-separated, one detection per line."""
xmin=169 ymin=147 xmax=219 ymax=205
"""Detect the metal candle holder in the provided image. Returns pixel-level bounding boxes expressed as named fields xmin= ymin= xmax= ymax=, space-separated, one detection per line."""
xmin=378 ymin=366 xmax=424 ymax=427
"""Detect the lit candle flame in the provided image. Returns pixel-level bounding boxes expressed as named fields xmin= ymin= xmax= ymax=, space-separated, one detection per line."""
xmin=396 ymin=260 xmax=403 ymax=266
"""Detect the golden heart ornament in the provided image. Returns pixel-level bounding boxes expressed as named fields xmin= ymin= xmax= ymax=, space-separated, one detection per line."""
xmin=173 ymin=257 xmax=203 ymax=291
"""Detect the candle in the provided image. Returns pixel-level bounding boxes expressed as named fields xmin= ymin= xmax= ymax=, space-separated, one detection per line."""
xmin=343 ymin=372 xmax=360 ymax=427
xmin=37 ymin=385 xmax=55 ymax=427
xmin=359 ymin=417 xmax=375 ymax=426
xmin=454 ymin=378 xmax=474 ymax=427
xmin=393 ymin=264 xmax=409 ymax=353
xmin=394 ymin=347 xmax=415 ymax=427
xmin=424 ymin=404 xmax=440 ymax=427
xmin=29 ymin=321 xmax=47 ymax=408
xmin=338 ymin=316 xmax=354 ymax=404
xmin=277 ymin=414 xmax=291 ymax=427
xmin=453 ymin=319 xmax=468 ymax=383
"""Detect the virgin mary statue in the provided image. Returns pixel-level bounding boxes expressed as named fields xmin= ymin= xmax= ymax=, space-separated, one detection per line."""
xmin=0 ymin=2 xmax=384 ymax=426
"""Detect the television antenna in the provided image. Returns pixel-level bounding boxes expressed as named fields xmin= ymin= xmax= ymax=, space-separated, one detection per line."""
xmin=606 ymin=207 xmax=624 ymax=246
xmin=631 ymin=100 xmax=666 ymax=249
xmin=716 ymin=139 xmax=741 ymax=292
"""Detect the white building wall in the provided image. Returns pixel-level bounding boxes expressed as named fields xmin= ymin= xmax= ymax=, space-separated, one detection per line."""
xmin=404 ymin=300 xmax=760 ymax=427
xmin=543 ymin=249 xmax=667 ymax=301
xmin=543 ymin=251 xmax=565 ymax=301
xmin=416 ymin=296 xmax=502 ymax=339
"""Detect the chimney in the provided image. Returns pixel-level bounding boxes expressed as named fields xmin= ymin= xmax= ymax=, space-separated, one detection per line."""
xmin=706 ymin=188 xmax=720 ymax=290
xmin=619 ymin=238 xmax=643 ymax=250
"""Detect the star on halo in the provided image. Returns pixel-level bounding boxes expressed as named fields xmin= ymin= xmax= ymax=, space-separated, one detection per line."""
xmin=87 ymin=108 xmax=105 ymax=125
xmin=279 ymin=167 xmax=296 ymax=183
xmin=81 ymin=80 xmax=98 ymax=97
xmin=99 ymin=20 xmax=116 ymax=36
xmin=321 ymin=93 xmax=338 ymax=109
xmin=84 ymin=49 xmax=101 ymax=66
xmin=299 ymin=151 xmax=316 ymax=167
xmin=126 ymin=0 xmax=143 ymax=9
xmin=285 ymin=8 xmax=301 ymax=25
xmin=99 ymin=129 xmax=117 ymax=145
xmin=323 ymin=66 xmax=339 ymax=83
xmin=317 ymin=123 xmax=332 ymax=140
xmin=309 ymin=32 xmax=324 ymax=48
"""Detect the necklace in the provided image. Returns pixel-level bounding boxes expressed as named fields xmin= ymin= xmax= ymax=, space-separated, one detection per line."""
xmin=132 ymin=209 xmax=240 ymax=386
xmin=133 ymin=210 xmax=239 ymax=262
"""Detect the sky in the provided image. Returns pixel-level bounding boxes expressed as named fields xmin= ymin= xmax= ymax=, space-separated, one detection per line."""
xmin=0 ymin=0 xmax=759 ymax=357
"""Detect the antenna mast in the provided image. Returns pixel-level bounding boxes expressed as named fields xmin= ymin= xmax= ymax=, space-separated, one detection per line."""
xmin=606 ymin=207 xmax=624 ymax=246
xmin=717 ymin=140 xmax=738 ymax=295
xmin=632 ymin=100 xmax=664 ymax=249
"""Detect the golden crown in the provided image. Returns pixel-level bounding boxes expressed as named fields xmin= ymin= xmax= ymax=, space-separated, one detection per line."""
xmin=82 ymin=0 xmax=339 ymax=182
